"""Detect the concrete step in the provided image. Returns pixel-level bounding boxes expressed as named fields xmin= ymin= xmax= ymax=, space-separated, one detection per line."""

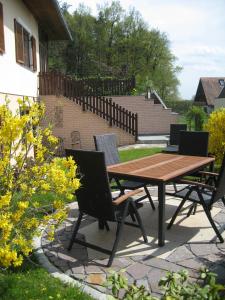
xmin=137 ymin=134 xmax=169 ymax=145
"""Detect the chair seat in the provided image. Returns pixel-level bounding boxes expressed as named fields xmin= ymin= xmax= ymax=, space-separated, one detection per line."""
xmin=167 ymin=186 xmax=212 ymax=205
xmin=120 ymin=180 xmax=146 ymax=190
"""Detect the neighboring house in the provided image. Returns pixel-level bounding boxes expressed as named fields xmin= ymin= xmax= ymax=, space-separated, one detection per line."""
xmin=194 ymin=77 xmax=225 ymax=112
xmin=0 ymin=0 xmax=71 ymax=112
xmin=214 ymin=87 xmax=225 ymax=110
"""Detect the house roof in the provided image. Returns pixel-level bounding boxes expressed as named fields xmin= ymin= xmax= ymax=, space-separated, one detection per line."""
xmin=194 ymin=77 xmax=225 ymax=106
xmin=22 ymin=0 xmax=72 ymax=40
xmin=218 ymin=87 xmax=225 ymax=99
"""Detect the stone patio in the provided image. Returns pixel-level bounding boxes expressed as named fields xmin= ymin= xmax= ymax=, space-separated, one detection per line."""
xmin=41 ymin=186 xmax=225 ymax=298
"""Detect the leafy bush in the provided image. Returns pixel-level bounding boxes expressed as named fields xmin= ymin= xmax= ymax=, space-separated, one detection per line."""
xmin=163 ymin=100 xmax=193 ymax=114
xmin=0 ymin=98 xmax=80 ymax=268
xmin=106 ymin=269 xmax=225 ymax=299
xmin=186 ymin=105 xmax=207 ymax=131
xmin=204 ymin=108 xmax=225 ymax=164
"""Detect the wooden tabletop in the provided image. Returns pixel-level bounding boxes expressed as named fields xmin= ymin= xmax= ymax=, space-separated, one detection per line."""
xmin=107 ymin=153 xmax=215 ymax=182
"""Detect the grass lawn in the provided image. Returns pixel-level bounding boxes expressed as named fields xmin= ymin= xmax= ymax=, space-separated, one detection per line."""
xmin=0 ymin=256 xmax=93 ymax=300
xmin=119 ymin=147 xmax=162 ymax=162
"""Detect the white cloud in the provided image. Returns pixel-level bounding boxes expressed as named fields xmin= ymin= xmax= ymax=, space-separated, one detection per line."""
xmin=175 ymin=45 xmax=225 ymax=56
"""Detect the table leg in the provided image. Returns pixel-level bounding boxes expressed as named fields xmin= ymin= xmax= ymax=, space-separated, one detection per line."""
xmin=158 ymin=182 xmax=165 ymax=246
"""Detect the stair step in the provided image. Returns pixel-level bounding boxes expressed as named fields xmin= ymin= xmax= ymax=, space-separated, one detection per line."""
xmin=137 ymin=135 xmax=169 ymax=145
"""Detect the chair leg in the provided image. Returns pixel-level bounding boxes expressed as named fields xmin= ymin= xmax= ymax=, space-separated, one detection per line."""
xmin=186 ymin=203 xmax=197 ymax=217
xmin=130 ymin=213 xmax=136 ymax=222
xmin=130 ymin=201 xmax=148 ymax=243
xmin=68 ymin=212 xmax=83 ymax=251
xmin=193 ymin=203 xmax=197 ymax=214
xmin=201 ymin=202 xmax=224 ymax=243
xmin=173 ymin=182 xmax=178 ymax=193
xmin=167 ymin=199 xmax=186 ymax=229
xmin=144 ymin=186 xmax=155 ymax=210
xmin=107 ymin=202 xmax=129 ymax=267
xmin=98 ymin=220 xmax=110 ymax=231
xmin=115 ymin=178 xmax=125 ymax=196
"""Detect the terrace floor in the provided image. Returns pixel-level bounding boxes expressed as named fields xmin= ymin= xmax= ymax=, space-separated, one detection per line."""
xmin=41 ymin=186 xmax=225 ymax=298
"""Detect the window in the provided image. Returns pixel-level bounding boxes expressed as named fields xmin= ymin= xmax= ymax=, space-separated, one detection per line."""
xmin=0 ymin=2 xmax=5 ymax=54
xmin=14 ymin=19 xmax=37 ymax=71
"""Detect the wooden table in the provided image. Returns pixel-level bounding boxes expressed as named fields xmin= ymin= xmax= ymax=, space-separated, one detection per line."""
xmin=107 ymin=153 xmax=215 ymax=246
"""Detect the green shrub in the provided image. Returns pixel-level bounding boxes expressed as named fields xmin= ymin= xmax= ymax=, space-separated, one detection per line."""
xmin=186 ymin=106 xmax=207 ymax=131
xmin=204 ymin=108 xmax=225 ymax=164
xmin=106 ymin=268 xmax=225 ymax=299
xmin=163 ymin=100 xmax=193 ymax=114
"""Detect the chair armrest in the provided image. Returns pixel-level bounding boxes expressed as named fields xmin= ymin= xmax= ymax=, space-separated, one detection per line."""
xmin=178 ymin=179 xmax=216 ymax=191
xmin=112 ymin=189 xmax=143 ymax=206
xmin=198 ymin=171 xmax=219 ymax=177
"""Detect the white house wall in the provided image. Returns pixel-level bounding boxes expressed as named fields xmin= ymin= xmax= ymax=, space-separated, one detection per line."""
xmin=0 ymin=0 xmax=39 ymax=99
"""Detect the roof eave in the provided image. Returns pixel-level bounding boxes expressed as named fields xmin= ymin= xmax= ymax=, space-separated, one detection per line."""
xmin=23 ymin=0 xmax=72 ymax=41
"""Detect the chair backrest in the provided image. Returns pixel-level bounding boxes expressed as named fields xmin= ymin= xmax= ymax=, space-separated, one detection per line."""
xmin=93 ymin=134 xmax=120 ymax=166
xmin=213 ymin=153 xmax=225 ymax=203
xmin=65 ymin=149 xmax=115 ymax=221
xmin=169 ymin=124 xmax=187 ymax=145
xmin=178 ymin=131 xmax=209 ymax=157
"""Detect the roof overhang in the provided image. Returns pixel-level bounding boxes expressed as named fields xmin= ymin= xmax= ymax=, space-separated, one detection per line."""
xmin=23 ymin=0 xmax=72 ymax=41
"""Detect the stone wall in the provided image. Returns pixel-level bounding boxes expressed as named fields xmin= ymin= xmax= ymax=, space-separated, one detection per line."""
xmin=111 ymin=96 xmax=178 ymax=134
xmin=41 ymin=95 xmax=135 ymax=150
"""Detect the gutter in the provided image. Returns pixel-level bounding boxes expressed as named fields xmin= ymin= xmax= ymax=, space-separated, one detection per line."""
xmin=51 ymin=0 xmax=73 ymax=41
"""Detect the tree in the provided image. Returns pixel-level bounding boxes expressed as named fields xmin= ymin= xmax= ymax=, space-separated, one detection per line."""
xmin=48 ymin=1 xmax=181 ymax=100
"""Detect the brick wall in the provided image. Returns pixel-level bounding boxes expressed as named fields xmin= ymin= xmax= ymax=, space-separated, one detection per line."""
xmin=41 ymin=95 xmax=135 ymax=150
xmin=111 ymin=96 xmax=178 ymax=134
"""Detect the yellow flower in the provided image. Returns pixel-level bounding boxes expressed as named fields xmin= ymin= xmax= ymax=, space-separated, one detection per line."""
xmin=42 ymin=183 xmax=50 ymax=191
xmin=0 ymin=192 xmax=12 ymax=208
xmin=18 ymin=201 xmax=29 ymax=209
xmin=48 ymin=135 xmax=58 ymax=144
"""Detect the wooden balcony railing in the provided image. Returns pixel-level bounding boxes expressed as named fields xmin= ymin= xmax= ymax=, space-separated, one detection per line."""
xmin=39 ymin=71 xmax=135 ymax=97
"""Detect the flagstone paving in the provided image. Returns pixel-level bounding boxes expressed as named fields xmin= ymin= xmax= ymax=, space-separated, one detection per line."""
xmin=41 ymin=187 xmax=225 ymax=297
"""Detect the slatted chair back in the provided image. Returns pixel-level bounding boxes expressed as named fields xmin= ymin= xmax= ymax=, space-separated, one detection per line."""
xmin=65 ymin=149 xmax=115 ymax=221
xmin=94 ymin=134 xmax=120 ymax=166
xmin=169 ymin=124 xmax=187 ymax=145
xmin=212 ymin=154 xmax=225 ymax=203
xmin=178 ymin=131 xmax=209 ymax=157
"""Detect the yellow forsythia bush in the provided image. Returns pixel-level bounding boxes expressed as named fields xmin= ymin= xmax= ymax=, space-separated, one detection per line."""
xmin=0 ymin=98 xmax=80 ymax=268
xmin=204 ymin=108 xmax=225 ymax=164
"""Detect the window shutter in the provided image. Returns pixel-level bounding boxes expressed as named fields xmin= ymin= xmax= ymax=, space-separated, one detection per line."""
xmin=14 ymin=19 xmax=24 ymax=63
xmin=0 ymin=2 xmax=5 ymax=54
xmin=31 ymin=36 xmax=37 ymax=71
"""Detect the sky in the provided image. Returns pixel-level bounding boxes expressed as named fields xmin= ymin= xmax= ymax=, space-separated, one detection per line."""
xmin=65 ymin=0 xmax=225 ymax=100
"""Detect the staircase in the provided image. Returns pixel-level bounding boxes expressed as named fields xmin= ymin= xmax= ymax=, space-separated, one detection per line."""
xmin=39 ymin=71 xmax=138 ymax=140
